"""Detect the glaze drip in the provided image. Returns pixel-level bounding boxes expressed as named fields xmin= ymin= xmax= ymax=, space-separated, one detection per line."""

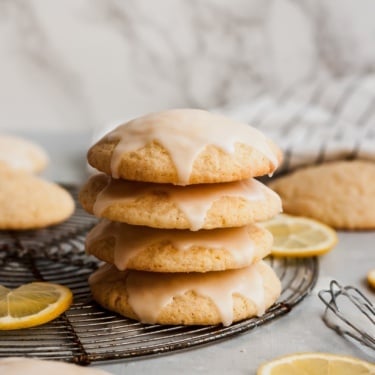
xmin=104 ymin=109 xmax=278 ymax=184
xmin=90 ymin=262 xmax=266 ymax=326
xmin=86 ymin=220 xmax=259 ymax=270
xmin=92 ymin=176 xmax=274 ymax=230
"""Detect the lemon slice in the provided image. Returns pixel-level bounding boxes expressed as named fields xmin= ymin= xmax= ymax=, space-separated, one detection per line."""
xmin=0 ymin=282 xmax=73 ymax=330
xmin=257 ymin=352 xmax=375 ymax=375
xmin=368 ymin=269 xmax=375 ymax=290
xmin=261 ymin=214 xmax=338 ymax=257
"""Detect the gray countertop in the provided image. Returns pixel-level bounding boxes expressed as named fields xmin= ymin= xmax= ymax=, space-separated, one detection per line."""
xmin=13 ymin=130 xmax=375 ymax=373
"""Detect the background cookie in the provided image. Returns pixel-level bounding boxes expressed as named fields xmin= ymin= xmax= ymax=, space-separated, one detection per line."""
xmin=0 ymin=357 xmax=110 ymax=375
xmin=0 ymin=134 xmax=48 ymax=174
xmin=269 ymin=160 xmax=375 ymax=229
xmin=89 ymin=261 xmax=281 ymax=326
xmin=87 ymin=109 xmax=282 ymax=185
xmin=86 ymin=221 xmax=273 ymax=272
xmin=79 ymin=174 xmax=282 ymax=230
xmin=0 ymin=169 xmax=75 ymax=230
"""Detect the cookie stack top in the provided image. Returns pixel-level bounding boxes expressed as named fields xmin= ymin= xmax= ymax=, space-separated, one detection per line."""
xmin=80 ymin=108 xmax=283 ymax=326
xmin=87 ymin=108 xmax=282 ymax=185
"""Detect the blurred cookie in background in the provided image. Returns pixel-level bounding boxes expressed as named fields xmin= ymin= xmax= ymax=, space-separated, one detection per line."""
xmin=0 ymin=134 xmax=48 ymax=174
xmin=269 ymin=160 xmax=375 ymax=230
xmin=0 ymin=168 xmax=74 ymax=230
xmin=0 ymin=357 xmax=110 ymax=375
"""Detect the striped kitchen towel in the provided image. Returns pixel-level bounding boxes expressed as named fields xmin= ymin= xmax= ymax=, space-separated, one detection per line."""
xmin=218 ymin=74 xmax=375 ymax=174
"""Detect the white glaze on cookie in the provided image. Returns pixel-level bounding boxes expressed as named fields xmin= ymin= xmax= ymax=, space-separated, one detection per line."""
xmin=86 ymin=220 xmax=258 ymax=270
xmin=105 ymin=109 xmax=279 ymax=184
xmin=92 ymin=176 xmax=273 ymax=230
xmin=90 ymin=263 xmax=266 ymax=326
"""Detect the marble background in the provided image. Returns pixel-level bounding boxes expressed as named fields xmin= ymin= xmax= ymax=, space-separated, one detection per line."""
xmin=0 ymin=0 xmax=375 ymax=132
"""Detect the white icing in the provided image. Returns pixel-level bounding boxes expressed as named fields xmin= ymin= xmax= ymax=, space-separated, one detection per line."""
xmin=86 ymin=220 xmax=258 ymax=270
xmin=105 ymin=109 xmax=278 ymax=184
xmin=92 ymin=176 xmax=274 ymax=231
xmin=127 ymin=264 xmax=265 ymax=326
xmin=90 ymin=263 xmax=267 ymax=326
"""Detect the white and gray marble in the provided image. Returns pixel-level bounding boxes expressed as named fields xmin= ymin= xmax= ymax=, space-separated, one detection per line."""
xmin=0 ymin=0 xmax=375 ymax=132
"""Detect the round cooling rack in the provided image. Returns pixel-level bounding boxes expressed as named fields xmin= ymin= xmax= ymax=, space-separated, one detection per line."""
xmin=0 ymin=185 xmax=319 ymax=364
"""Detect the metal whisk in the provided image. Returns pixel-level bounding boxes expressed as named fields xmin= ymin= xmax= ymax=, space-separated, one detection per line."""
xmin=318 ymin=280 xmax=375 ymax=351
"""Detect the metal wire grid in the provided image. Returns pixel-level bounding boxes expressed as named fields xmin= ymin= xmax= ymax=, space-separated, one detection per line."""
xmin=0 ymin=254 xmax=318 ymax=364
xmin=0 ymin=185 xmax=319 ymax=364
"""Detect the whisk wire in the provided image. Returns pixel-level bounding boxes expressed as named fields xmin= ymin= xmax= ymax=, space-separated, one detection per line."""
xmin=318 ymin=280 xmax=375 ymax=351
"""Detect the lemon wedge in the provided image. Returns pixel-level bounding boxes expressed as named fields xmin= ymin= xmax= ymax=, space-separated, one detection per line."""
xmin=257 ymin=352 xmax=375 ymax=375
xmin=0 ymin=282 xmax=73 ymax=330
xmin=367 ymin=269 xmax=375 ymax=290
xmin=261 ymin=214 xmax=338 ymax=257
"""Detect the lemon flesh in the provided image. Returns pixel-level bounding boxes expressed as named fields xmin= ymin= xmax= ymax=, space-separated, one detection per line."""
xmin=257 ymin=352 xmax=375 ymax=375
xmin=261 ymin=214 xmax=338 ymax=257
xmin=0 ymin=282 xmax=73 ymax=330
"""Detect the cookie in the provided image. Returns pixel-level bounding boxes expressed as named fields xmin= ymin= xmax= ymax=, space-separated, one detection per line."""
xmin=269 ymin=160 xmax=375 ymax=229
xmin=0 ymin=169 xmax=75 ymax=230
xmin=89 ymin=260 xmax=281 ymax=326
xmin=86 ymin=220 xmax=272 ymax=272
xmin=87 ymin=109 xmax=282 ymax=185
xmin=0 ymin=134 xmax=48 ymax=174
xmin=79 ymin=174 xmax=282 ymax=230
xmin=0 ymin=357 xmax=110 ymax=375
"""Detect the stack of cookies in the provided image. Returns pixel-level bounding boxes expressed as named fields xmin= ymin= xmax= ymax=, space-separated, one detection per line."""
xmin=79 ymin=109 xmax=283 ymax=326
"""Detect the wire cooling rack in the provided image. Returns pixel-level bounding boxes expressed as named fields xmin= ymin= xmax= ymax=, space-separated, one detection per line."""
xmin=0 ymin=185 xmax=319 ymax=364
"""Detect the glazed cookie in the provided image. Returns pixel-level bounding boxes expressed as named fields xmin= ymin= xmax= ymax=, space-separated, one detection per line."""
xmin=0 ymin=357 xmax=110 ymax=375
xmin=87 ymin=109 xmax=282 ymax=185
xmin=0 ymin=134 xmax=48 ymax=173
xmin=0 ymin=169 xmax=74 ymax=230
xmin=79 ymin=174 xmax=282 ymax=230
xmin=269 ymin=160 xmax=375 ymax=229
xmin=89 ymin=260 xmax=281 ymax=326
xmin=86 ymin=220 xmax=273 ymax=272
